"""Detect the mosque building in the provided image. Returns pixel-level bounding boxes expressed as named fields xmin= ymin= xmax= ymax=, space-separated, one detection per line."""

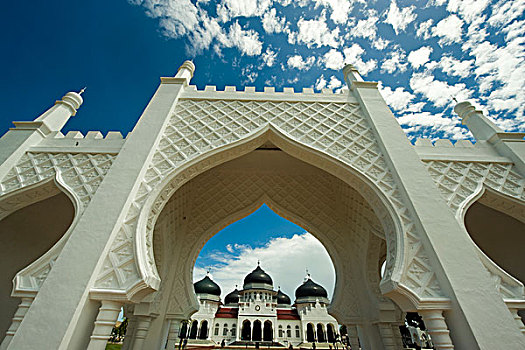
xmin=182 ymin=264 xmax=339 ymax=347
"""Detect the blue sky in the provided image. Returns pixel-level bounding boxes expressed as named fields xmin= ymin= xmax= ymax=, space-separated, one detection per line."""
xmin=1 ymin=0 xmax=523 ymax=299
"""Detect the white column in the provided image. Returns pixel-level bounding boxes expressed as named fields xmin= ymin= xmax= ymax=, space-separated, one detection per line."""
xmin=121 ymin=315 xmax=137 ymax=350
xmin=377 ymin=323 xmax=396 ymax=350
xmin=347 ymin=325 xmax=360 ymax=350
xmin=132 ymin=316 xmax=153 ymax=350
xmin=86 ymin=300 xmax=122 ymax=350
xmin=0 ymin=297 xmax=34 ymax=350
xmin=419 ymin=310 xmax=454 ymax=350
xmin=166 ymin=319 xmax=182 ymax=349
xmin=509 ymin=309 xmax=525 ymax=336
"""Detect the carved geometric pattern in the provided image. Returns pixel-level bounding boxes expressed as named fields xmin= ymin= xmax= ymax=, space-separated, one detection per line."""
xmin=148 ymin=161 xmax=381 ymax=319
xmin=0 ymin=151 xmax=117 ymax=293
xmin=0 ymin=152 xmax=116 ymax=208
xmin=96 ymin=98 xmax=445 ymax=300
xmin=425 ymin=160 xmax=525 ymax=300
xmin=424 ymin=160 xmax=525 ymax=213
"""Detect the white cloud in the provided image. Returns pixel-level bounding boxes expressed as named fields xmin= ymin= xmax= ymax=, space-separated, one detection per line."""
xmin=381 ymin=49 xmax=407 ymax=74
xmin=416 ymin=19 xmax=434 ymax=40
xmin=352 ymin=15 xmax=378 ymax=40
xmin=216 ymin=0 xmax=273 ymax=22
xmin=379 ymin=83 xmax=418 ymax=111
xmin=315 ymin=75 xmax=328 ymax=90
xmin=262 ymin=8 xmax=287 ymax=34
xmin=397 ymin=111 xmax=469 ymax=140
xmin=488 ymin=0 xmax=525 ymax=27
xmin=327 ymin=75 xmax=343 ymax=89
xmin=385 ymin=0 xmax=417 ymax=34
xmin=407 ymin=46 xmax=433 ymax=69
xmin=129 ymin=0 xmax=200 ymax=37
xmin=432 ymin=14 xmax=464 ymax=44
xmin=194 ymin=233 xmax=336 ymax=300
xmin=293 ymin=16 xmax=341 ymax=48
xmin=313 ymin=0 xmax=353 ymax=24
xmin=343 ymin=44 xmax=377 ymax=75
xmin=287 ymin=55 xmax=316 ymax=70
xmin=446 ymin=0 xmax=489 ymax=24
xmin=437 ymin=55 xmax=474 ymax=78
xmin=220 ymin=22 xmax=263 ymax=56
xmin=410 ymin=71 xmax=473 ymax=107
xmin=322 ymin=49 xmax=344 ymax=70
xmin=262 ymin=47 xmax=278 ymax=67
xmin=372 ymin=37 xmax=390 ymax=50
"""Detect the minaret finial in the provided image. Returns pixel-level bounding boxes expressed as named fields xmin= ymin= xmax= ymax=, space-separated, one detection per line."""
xmin=79 ymin=87 xmax=86 ymax=95
xmin=452 ymin=96 xmax=458 ymax=103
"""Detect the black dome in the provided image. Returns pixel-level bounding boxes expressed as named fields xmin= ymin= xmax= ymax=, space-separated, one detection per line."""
xmin=224 ymin=288 xmax=240 ymax=304
xmin=243 ymin=265 xmax=273 ymax=287
xmin=295 ymin=278 xmax=328 ymax=299
xmin=194 ymin=276 xmax=221 ymax=296
xmin=276 ymin=289 xmax=291 ymax=305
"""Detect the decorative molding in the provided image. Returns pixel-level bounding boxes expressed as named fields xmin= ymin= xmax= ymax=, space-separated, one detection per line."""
xmin=93 ymin=99 xmax=447 ymax=307
xmin=0 ymin=152 xmax=117 ymax=295
xmin=424 ymin=160 xmax=525 ymax=301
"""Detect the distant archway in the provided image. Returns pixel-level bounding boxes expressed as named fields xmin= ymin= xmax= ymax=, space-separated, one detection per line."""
xmin=199 ymin=320 xmax=208 ymax=339
xmin=317 ymin=324 xmax=326 ymax=342
xmin=189 ymin=320 xmax=198 ymax=339
xmin=252 ymin=320 xmax=262 ymax=341
xmin=327 ymin=324 xmax=335 ymax=343
xmin=263 ymin=321 xmax=273 ymax=341
xmin=241 ymin=320 xmax=251 ymax=340
xmin=306 ymin=323 xmax=315 ymax=342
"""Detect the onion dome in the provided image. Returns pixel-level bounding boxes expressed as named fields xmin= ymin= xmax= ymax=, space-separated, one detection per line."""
xmin=295 ymin=278 xmax=328 ymax=299
xmin=224 ymin=288 xmax=241 ymax=305
xmin=194 ymin=276 xmax=221 ymax=296
xmin=276 ymin=289 xmax=291 ymax=305
xmin=243 ymin=265 xmax=273 ymax=289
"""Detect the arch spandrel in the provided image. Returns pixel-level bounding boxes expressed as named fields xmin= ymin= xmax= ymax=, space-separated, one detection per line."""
xmin=425 ymin=159 xmax=525 ymax=301
xmin=147 ymin=153 xmax=386 ymax=321
xmin=92 ymin=97 xmax=449 ymax=309
xmin=0 ymin=152 xmax=117 ymax=297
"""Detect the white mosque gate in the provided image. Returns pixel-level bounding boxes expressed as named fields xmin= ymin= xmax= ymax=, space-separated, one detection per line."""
xmin=0 ymin=61 xmax=524 ymax=350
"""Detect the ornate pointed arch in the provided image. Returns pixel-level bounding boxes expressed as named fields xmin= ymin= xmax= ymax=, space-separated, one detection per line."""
xmin=132 ymin=125 xmax=409 ymax=306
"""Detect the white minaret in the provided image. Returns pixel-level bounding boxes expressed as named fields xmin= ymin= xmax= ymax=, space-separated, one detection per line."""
xmin=0 ymin=89 xmax=84 ymax=183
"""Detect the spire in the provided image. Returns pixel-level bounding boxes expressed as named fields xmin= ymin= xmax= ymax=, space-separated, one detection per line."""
xmin=79 ymin=87 xmax=86 ymax=95
xmin=174 ymin=60 xmax=195 ymax=84
xmin=342 ymin=64 xmax=364 ymax=87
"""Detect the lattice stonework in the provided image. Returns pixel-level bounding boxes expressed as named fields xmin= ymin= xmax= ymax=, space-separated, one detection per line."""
xmin=0 ymin=152 xmax=116 ymax=207
xmin=425 ymin=160 xmax=525 ymax=213
xmin=95 ymin=98 xmax=445 ymax=300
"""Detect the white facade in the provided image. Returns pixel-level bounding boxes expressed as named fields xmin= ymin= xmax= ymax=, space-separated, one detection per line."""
xmin=185 ymin=268 xmax=339 ymax=347
xmin=0 ymin=61 xmax=524 ymax=350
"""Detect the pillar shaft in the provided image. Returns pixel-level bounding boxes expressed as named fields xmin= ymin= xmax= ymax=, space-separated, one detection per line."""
xmin=8 ymin=76 xmax=189 ymax=349
xmin=377 ymin=323 xmax=396 ymax=350
xmin=419 ymin=310 xmax=454 ymax=350
xmin=86 ymin=300 xmax=122 ymax=350
xmin=347 ymin=325 xmax=360 ymax=350
xmin=166 ymin=319 xmax=182 ymax=349
xmin=0 ymin=297 xmax=34 ymax=350
xmin=132 ymin=316 xmax=152 ymax=350
xmin=347 ymin=75 xmax=525 ymax=349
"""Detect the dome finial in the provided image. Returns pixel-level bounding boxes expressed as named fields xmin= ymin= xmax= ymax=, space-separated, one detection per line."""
xmin=206 ymin=268 xmax=211 ymax=276
xmin=257 ymin=259 xmax=260 ymax=266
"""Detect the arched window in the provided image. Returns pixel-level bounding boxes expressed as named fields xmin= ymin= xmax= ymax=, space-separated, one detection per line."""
xmin=263 ymin=321 xmax=273 ymax=341
xmin=241 ymin=320 xmax=251 ymax=340
xmin=317 ymin=323 xmax=326 ymax=342
xmin=223 ymin=323 xmax=228 ymax=336
xmin=199 ymin=320 xmax=209 ymax=339
xmin=189 ymin=320 xmax=198 ymax=339
xmin=295 ymin=325 xmax=300 ymax=338
xmin=327 ymin=324 xmax=335 ymax=343
xmin=179 ymin=322 xmax=188 ymax=338
xmin=278 ymin=325 xmax=283 ymax=337
xmin=231 ymin=324 xmax=236 ymax=337
xmin=287 ymin=325 xmax=291 ymax=338
xmin=306 ymin=323 xmax=315 ymax=342
xmin=252 ymin=320 xmax=262 ymax=341
xmin=215 ymin=323 xmax=220 ymax=336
